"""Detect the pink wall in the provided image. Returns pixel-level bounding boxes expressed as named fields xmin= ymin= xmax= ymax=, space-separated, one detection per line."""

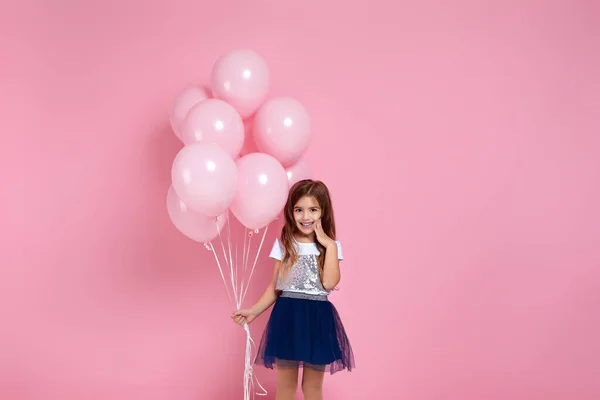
xmin=2 ymin=1 xmax=599 ymax=399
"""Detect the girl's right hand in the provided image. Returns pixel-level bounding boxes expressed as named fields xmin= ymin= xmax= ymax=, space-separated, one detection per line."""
xmin=231 ymin=309 xmax=257 ymax=326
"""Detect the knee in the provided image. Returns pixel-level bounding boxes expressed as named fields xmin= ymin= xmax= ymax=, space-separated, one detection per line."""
xmin=301 ymin=380 xmax=322 ymax=397
xmin=278 ymin=379 xmax=298 ymax=393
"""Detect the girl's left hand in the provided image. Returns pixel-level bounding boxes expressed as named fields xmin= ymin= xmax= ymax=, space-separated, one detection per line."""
xmin=315 ymin=219 xmax=336 ymax=248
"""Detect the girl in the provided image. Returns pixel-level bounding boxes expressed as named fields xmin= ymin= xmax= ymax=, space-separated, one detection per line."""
xmin=232 ymin=179 xmax=354 ymax=400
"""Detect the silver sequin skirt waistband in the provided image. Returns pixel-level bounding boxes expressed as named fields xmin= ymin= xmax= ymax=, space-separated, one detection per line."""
xmin=279 ymin=291 xmax=329 ymax=301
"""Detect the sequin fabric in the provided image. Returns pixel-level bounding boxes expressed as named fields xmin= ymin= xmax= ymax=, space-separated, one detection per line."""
xmin=276 ymin=254 xmax=328 ymax=296
xmin=279 ymin=291 xmax=328 ymax=301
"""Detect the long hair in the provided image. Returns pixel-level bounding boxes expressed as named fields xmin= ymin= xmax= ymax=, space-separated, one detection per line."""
xmin=280 ymin=179 xmax=336 ymax=279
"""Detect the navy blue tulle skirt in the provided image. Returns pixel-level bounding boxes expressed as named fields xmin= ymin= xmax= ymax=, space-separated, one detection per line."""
xmin=255 ymin=291 xmax=355 ymax=374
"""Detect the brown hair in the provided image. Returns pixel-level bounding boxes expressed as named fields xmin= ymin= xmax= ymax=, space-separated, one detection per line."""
xmin=280 ymin=179 xmax=336 ymax=278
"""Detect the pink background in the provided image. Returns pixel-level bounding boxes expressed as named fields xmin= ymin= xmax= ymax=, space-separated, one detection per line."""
xmin=2 ymin=1 xmax=599 ymax=399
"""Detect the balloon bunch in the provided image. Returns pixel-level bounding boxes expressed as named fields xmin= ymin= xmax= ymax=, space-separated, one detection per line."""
xmin=168 ymin=49 xmax=312 ymax=241
xmin=166 ymin=49 xmax=313 ymax=400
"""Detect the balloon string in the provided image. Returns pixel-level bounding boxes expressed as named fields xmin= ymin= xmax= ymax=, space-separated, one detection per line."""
xmin=242 ymin=224 xmax=269 ymax=303
xmin=226 ymin=215 xmax=237 ymax=302
xmin=208 ymin=242 xmax=233 ymax=305
xmin=242 ymin=232 xmax=253 ymax=303
xmin=246 ymin=232 xmax=253 ymax=273
xmin=216 ymin=219 xmax=239 ymax=308
xmin=211 ymin=218 xmax=269 ymax=400
xmin=242 ymin=224 xmax=248 ymax=273
xmin=241 ymin=225 xmax=269 ymax=399
xmin=244 ymin=323 xmax=267 ymax=399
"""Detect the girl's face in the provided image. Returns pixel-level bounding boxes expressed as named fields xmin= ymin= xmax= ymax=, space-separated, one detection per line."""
xmin=293 ymin=195 xmax=322 ymax=237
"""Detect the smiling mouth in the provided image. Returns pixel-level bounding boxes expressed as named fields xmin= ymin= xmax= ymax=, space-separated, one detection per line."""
xmin=300 ymin=222 xmax=313 ymax=228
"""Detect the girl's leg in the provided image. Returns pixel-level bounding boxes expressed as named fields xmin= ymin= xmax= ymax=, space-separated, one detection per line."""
xmin=301 ymin=366 xmax=325 ymax=400
xmin=276 ymin=366 xmax=299 ymax=400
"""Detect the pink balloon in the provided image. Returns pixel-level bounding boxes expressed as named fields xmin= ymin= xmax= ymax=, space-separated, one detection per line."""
xmin=169 ymin=87 xmax=211 ymax=140
xmin=180 ymin=99 xmax=245 ymax=159
xmin=285 ymin=157 xmax=312 ymax=187
xmin=167 ymin=186 xmax=227 ymax=243
xmin=210 ymin=49 xmax=270 ymax=118
xmin=253 ymin=97 xmax=311 ymax=166
xmin=171 ymin=142 xmax=237 ymax=217
xmin=230 ymin=153 xmax=289 ymax=230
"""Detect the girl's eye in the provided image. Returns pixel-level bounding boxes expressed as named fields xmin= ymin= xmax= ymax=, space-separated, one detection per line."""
xmin=310 ymin=209 xmax=318 ymax=212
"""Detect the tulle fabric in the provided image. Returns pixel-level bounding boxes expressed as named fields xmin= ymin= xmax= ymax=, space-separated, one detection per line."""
xmin=255 ymin=292 xmax=355 ymax=374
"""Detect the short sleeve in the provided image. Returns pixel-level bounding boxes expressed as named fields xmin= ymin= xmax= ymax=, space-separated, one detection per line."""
xmin=335 ymin=241 xmax=344 ymax=260
xmin=269 ymin=238 xmax=283 ymax=261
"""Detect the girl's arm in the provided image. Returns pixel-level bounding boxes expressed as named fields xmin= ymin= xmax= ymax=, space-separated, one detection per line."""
xmin=315 ymin=219 xmax=341 ymax=290
xmin=321 ymin=242 xmax=340 ymax=291
xmin=232 ymin=260 xmax=280 ymax=325
xmin=250 ymin=260 xmax=281 ymax=316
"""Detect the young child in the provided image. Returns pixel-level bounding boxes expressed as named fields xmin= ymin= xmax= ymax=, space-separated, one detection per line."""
xmin=232 ymin=179 xmax=354 ymax=400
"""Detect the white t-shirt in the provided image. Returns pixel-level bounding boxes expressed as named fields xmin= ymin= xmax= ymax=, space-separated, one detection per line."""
xmin=269 ymin=238 xmax=343 ymax=296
